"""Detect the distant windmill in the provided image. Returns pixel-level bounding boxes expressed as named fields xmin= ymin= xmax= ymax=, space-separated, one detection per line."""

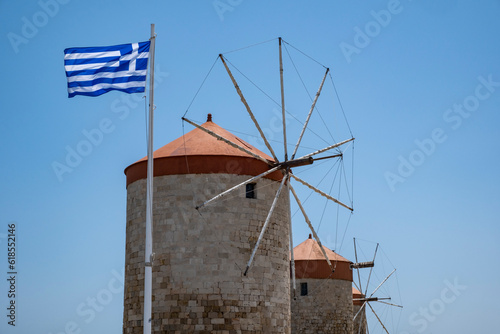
xmin=351 ymin=238 xmax=403 ymax=334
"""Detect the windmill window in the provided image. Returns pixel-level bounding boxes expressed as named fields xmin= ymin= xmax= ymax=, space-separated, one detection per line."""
xmin=246 ymin=183 xmax=256 ymax=199
xmin=300 ymin=282 xmax=308 ymax=296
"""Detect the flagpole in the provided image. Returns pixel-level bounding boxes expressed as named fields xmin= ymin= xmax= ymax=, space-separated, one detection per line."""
xmin=144 ymin=23 xmax=156 ymax=334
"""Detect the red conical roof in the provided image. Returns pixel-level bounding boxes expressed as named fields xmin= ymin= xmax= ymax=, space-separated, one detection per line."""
xmin=292 ymin=234 xmax=353 ymax=281
xmin=293 ymin=234 xmax=350 ymax=262
xmin=352 ymin=287 xmax=365 ymax=305
xmin=352 ymin=287 xmax=364 ymax=297
xmin=124 ymin=114 xmax=283 ymax=187
xmin=140 ymin=115 xmax=274 ymax=161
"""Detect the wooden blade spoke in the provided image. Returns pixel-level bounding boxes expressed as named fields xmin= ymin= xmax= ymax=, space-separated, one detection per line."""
xmin=289 ymin=183 xmax=334 ymax=272
xmin=353 ymin=301 xmax=367 ymax=321
xmin=196 ymin=165 xmax=281 ymax=210
xmin=367 ymin=302 xmax=390 ymax=334
xmin=291 ymin=67 xmax=329 ymax=160
xmin=219 ymin=55 xmax=279 ymax=163
xmin=298 ymin=137 xmax=355 ymax=160
xmin=376 ymin=300 xmax=403 ymax=308
xmin=354 ymin=238 xmax=363 ymax=298
xmin=352 ymin=280 xmax=362 ymax=294
xmin=364 ymin=243 xmax=379 ymax=295
xmin=356 ymin=314 xmax=365 ymax=334
xmin=370 ymin=268 xmax=396 ymax=298
xmin=290 ymin=174 xmax=353 ymax=211
xmin=311 ymin=153 xmax=343 ymax=162
xmin=244 ymin=175 xmax=288 ymax=276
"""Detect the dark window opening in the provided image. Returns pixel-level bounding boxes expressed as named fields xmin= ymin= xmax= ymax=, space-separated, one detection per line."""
xmin=246 ymin=183 xmax=256 ymax=199
xmin=300 ymin=282 xmax=308 ymax=296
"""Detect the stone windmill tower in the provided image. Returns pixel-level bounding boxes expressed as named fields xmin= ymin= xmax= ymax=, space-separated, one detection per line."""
xmin=291 ymin=234 xmax=355 ymax=334
xmin=122 ymin=114 xmax=291 ymax=333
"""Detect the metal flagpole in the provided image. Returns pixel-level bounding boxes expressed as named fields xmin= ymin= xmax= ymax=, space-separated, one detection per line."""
xmin=144 ymin=23 xmax=156 ymax=334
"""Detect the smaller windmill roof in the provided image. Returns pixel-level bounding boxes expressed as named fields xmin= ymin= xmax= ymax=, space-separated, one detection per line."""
xmin=293 ymin=234 xmax=350 ymax=263
xmin=352 ymin=287 xmax=364 ymax=297
xmin=352 ymin=287 xmax=365 ymax=306
xmin=292 ymin=234 xmax=353 ymax=281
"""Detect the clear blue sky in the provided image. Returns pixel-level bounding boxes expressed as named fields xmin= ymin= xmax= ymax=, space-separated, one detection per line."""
xmin=1 ymin=0 xmax=499 ymax=333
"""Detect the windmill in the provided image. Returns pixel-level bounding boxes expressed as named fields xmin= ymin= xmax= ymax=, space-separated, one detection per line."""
xmin=351 ymin=238 xmax=403 ymax=334
xmin=182 ymin=38 xmax=355 ymax=295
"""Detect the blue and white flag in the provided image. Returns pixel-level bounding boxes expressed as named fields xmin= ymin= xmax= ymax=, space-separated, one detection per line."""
xmin=64 ymin=41 xmax=150 ymax=98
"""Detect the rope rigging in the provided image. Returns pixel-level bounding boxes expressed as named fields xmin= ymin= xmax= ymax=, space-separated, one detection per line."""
xmin=183 ymin=38 xmax=353 ymax=155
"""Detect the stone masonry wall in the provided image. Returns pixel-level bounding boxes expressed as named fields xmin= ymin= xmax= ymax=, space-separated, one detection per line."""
xmin=123 ymin=173 xmax=291 ymax=333
xmin=352 ymin=304 xmax=367 ymax=334
xmin=291 ymin=278 xmax=353 ymax=334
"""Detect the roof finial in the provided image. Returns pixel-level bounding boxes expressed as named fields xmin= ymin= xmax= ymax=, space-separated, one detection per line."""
xmin=308 ymin=234 xmax=312 ymax=239
xmin=207 ymin=113 xmax=212 ymax=122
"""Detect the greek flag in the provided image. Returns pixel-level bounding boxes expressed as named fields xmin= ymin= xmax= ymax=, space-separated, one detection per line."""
xmin=64 ymin=41 xmax=150 ymax=98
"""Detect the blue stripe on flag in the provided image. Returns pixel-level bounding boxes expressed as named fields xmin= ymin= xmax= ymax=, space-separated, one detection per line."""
xmin=64 ymin=41 xmax=151 ymax=98
xmin=68 ymin=87 xmax=146 ymax=98
xmin=67 ymin=76 xmax=147 ymax=88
